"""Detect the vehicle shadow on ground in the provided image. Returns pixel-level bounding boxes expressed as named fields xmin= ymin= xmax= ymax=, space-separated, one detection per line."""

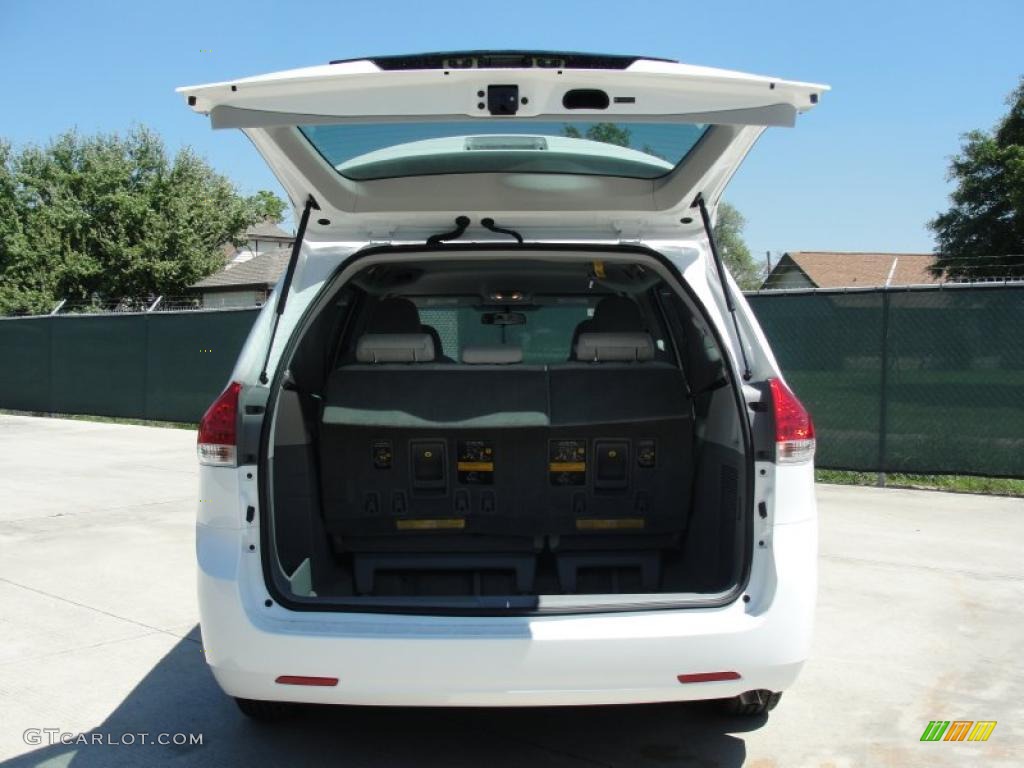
xmin=5 ymin=627 xmax=763 ymax=768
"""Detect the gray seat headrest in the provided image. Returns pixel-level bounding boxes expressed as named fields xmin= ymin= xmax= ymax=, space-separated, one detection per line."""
xmin=569 ymin=295 xmax=648 ymax=361
xmin=461 ymin=345 xmax=523 ymax=364
xmin=356 ymin=333 xmax=435 ymax=363
xmin=574 ymin=332 xmax=655 ymax=362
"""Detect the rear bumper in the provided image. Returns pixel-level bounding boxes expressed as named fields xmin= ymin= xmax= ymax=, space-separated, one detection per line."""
xmin=196 ymin=517 xmax=816 ymax=707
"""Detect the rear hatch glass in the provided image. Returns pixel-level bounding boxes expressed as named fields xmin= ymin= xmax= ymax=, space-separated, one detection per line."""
xmin=299 ymin=121 xmax=708 ymax=180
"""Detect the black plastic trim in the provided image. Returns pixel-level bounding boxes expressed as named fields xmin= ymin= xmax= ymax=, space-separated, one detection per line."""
xmin=257 ymin=242 xmax=755 ymax=616
xmin=328 ymin=50 xmax=674 ymax=70
xmin=563 ymin=89 xmax=611 ymax=110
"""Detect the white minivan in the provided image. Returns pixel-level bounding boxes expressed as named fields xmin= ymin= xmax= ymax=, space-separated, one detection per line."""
xmin=185 ymin=51 xmax=822 ymax=721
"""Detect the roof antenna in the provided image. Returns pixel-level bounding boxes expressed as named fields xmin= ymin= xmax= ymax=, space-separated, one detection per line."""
xmin=692 ymin=193 xmax=752 ymax=381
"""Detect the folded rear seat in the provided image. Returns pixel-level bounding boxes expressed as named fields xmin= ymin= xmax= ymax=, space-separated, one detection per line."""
xmin=546 ymin=330 xmax=695 ymax=590
xmin=318 ymin=327 xmax=694 ymax=595
xmin=319 ymin=335 xmax=547 ymax=569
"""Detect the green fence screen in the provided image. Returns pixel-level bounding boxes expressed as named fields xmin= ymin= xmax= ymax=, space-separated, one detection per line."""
xmin=748 ymin=285 xmax=1024 ymax=477
xmin=0 ymin=308 xmax=259 ymax=423
xmin=0 ymin=285 xmax=1021 ymax=477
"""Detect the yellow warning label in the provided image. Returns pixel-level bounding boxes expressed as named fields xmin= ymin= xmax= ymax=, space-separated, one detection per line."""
xmin=457 ymin=461 xmax=494 ymax=472
xmin=549 ymin=462 xmax=586 ymax=472
xmin=592 ymin=260 xmax=606 ymax=278
xmin=396 ymin=519 xmax=466 ymax=531
xmin=576 ymin=518 xmax=645 ymax=531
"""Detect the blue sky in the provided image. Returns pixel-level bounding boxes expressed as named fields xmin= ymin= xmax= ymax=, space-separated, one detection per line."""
xmin=1 ymin=0 xmax=1022 ymax=260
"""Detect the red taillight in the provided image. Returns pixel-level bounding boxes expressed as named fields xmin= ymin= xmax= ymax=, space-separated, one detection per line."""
xmin=197 ymin=381 xmax=241 ymax=467
xmin=275 ymin=675 xmax=339 ymax=687
xmin=677 ymin=671 xmax=742 ymax=684
xmin=769 ymin=377 xmax=815 ymax=464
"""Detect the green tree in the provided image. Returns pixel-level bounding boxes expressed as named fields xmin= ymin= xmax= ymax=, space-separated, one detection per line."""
xmin=0 ymin=126 xmax=287 ymax=314
xmin=929 ymin=78 xmax=1024 ymax=278
xmin=563 ymin=123 xmax=632 ymax=147
xmin=713 ymin=201 xmax=762 ymax=290
xmin=248 ymin=189 xmax=288 ymax=224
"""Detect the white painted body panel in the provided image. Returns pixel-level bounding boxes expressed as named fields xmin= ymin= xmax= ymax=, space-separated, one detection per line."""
xmin=194 ymin=236 xmax=819 ymax=706
xmin=178 ymin=58 xmax=826 ymax=123
xmin=196 ymin=497 xmax=815 ymax=706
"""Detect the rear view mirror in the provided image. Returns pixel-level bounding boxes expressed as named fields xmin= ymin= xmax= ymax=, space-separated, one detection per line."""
xmin=482 ymin=312 xmax=526 ymax=326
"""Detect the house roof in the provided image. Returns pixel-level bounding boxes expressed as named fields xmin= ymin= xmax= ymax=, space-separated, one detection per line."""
xmin=191 ymin=247 xmax=291 ymax=290
xmin=244 ymin=220 xmax=293 ymax=241
xmin=773 ymin=252 xmax=941 ymax=288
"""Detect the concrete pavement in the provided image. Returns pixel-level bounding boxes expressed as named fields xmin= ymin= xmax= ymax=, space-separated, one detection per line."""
xmin=0 ymin=413 xmax=1021 ymax=767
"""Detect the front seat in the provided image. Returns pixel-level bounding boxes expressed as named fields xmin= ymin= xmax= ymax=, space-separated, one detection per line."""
xmin=569 ymin=295 xmax=647 ymax=360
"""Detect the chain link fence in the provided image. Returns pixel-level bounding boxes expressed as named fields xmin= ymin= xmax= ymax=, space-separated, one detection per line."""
xmin=0 ymin=307 xmax=260 ymax=422
xmin=1 ymin=283 xmax=1021 ymax=478
xmin=748 ymin=284 xmax=1024 ymax=477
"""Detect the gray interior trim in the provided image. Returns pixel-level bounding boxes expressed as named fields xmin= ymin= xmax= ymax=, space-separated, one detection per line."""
xmin=286 ymin=557 xmax=315 ymax=597
xmin=321 ymin=406 xmax=549 ymax=428
xmin=274 ymin=389 xmax=311 ymax=447
xmin=461 ymin=345 xmax=523 ymax=364
xmin=210 ymin=104 xmax=796 ymax=130
xmin=272 ymin=591 xmax=742 ymax=615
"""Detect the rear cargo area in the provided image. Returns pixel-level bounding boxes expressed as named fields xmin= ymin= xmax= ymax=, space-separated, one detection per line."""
xmin=265 ymin=251 xmax=751 ymax=610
